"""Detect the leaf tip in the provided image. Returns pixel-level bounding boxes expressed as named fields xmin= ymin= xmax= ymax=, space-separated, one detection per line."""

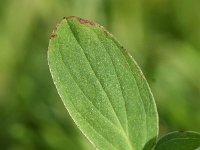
xmin=63 ymin=16 xmax=96 ymax=26
xmin=63 ymin=16 xmax=112 ymax=39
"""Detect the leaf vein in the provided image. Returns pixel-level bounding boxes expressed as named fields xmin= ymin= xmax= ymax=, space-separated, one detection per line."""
xmin=67 ymin=22 xmax=128 ymax=135
xmin=56 ymin=40 xmax=120 ymax=150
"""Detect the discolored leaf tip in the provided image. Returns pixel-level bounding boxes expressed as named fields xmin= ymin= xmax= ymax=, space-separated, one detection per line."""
xmin=50 ymin=24 xmax=59 ymax=40
xmin=63 ymin=16 xmax=111 ymax=38
xmin=50 ymin=30 xmax=57 ymax=39
xmin=63 ymin=16 xmax=96 ymax=26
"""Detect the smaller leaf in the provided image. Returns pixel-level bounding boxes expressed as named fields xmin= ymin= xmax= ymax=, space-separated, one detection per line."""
xmin=155 ymin=131 xmax=200 ymax=150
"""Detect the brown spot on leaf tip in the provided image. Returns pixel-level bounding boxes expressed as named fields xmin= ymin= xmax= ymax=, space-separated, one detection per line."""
xmin=78 ymin=18 xmax=96 ymax=25
xmin=50 ymin=30 xmax=57 ymax=39
xmin=64 ymin=16 xmax=96 ymax=26
xmin=50 ymin=23 xmax=59 ymax=39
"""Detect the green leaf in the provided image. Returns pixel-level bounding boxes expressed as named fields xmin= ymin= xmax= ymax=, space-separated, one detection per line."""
xmin=48 ymin=16 xmax=158 ymax=150
xmin=155 ymin=131 xmax=200 ymax=150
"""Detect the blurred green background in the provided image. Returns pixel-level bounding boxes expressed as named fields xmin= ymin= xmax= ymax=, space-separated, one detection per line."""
xmin=0 ymin=0 xmax=200 ymax=149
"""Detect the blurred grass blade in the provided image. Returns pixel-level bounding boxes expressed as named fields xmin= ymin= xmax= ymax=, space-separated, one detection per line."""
xmin=48 ymin=16 xmax=158 ymax=150
xmin=155 ymin=131 xmax=200 ymax=150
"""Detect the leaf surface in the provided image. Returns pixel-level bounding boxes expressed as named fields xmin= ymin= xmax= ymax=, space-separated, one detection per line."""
xmin=48 ymin=16 xmax=158 ymax=150
xmin=155 ymin=131 xmax=200 ymax=150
